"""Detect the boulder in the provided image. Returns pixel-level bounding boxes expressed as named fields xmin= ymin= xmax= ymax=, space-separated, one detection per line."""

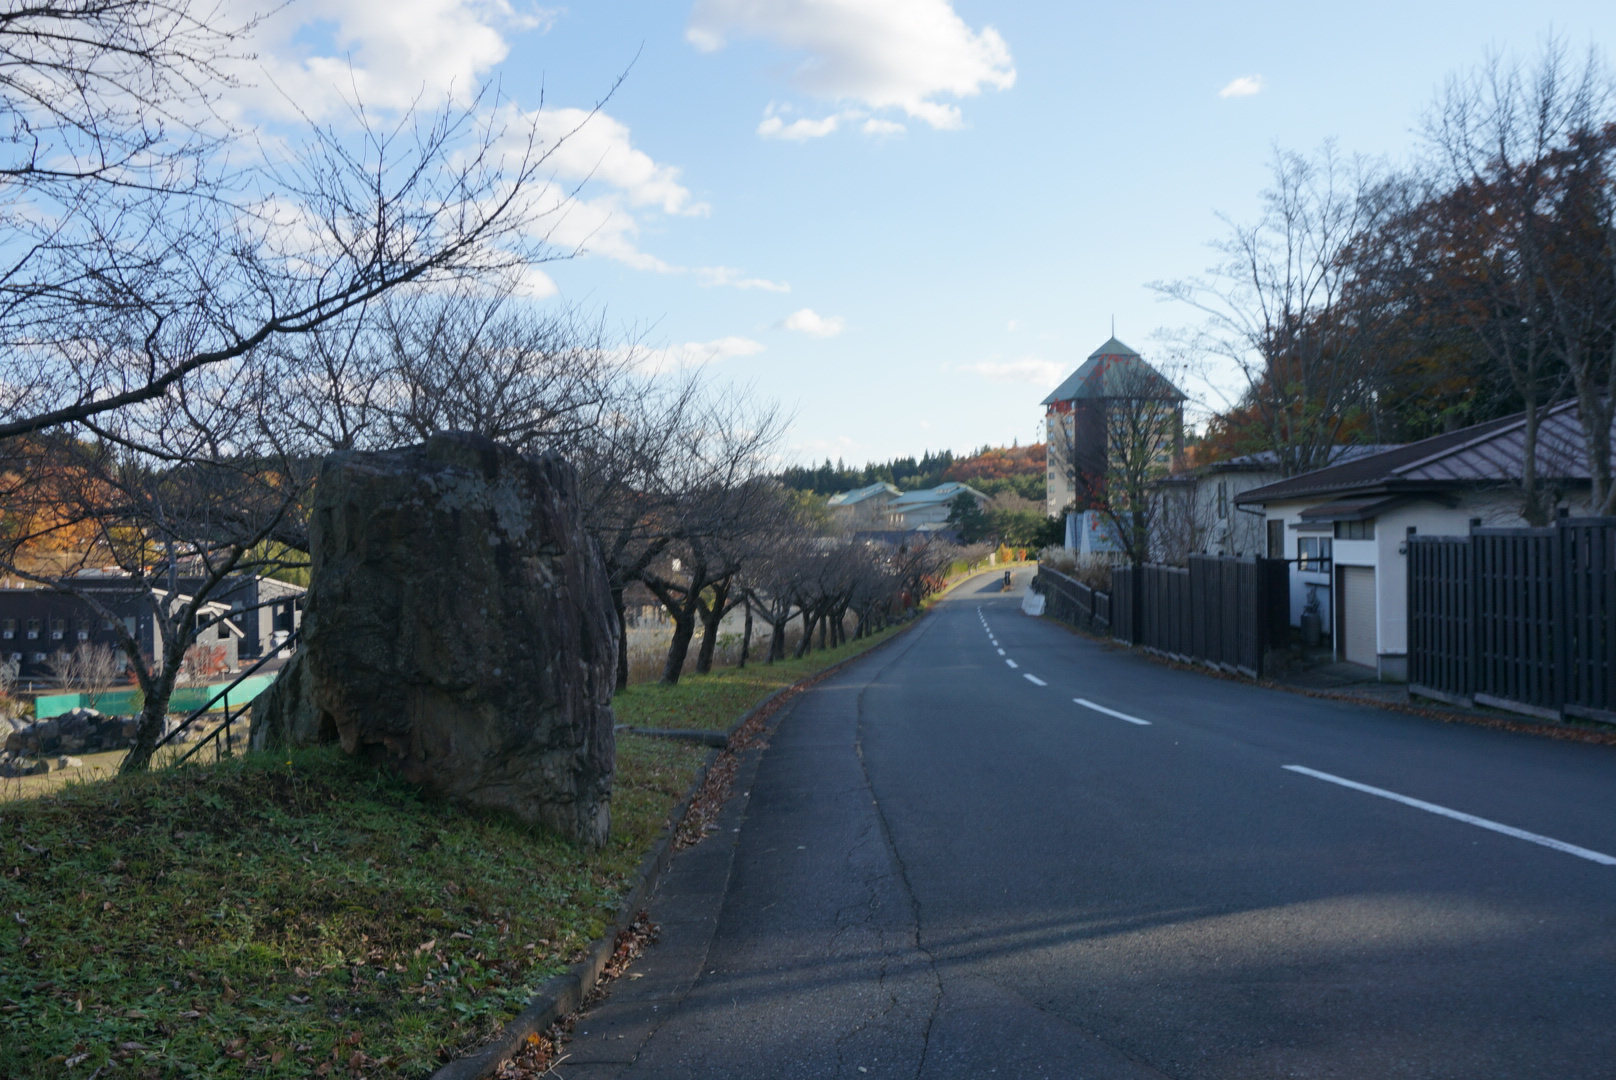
xmin=250 ymin=433 xmax=618 ymax=846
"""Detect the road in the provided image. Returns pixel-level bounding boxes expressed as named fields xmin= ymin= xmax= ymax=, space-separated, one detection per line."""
xmin=558 ymin=572 xmax=1616 ymax=1079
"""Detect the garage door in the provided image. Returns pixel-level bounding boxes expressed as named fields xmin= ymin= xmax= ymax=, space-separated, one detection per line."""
xmin=1340 ymin=566 xmax=1377 ymax=668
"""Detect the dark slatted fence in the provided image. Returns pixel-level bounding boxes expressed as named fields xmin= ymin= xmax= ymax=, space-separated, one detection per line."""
xmin=1408 ymin=519 xmax=1616 ymax=720
xmin=1105 ymin=555 xmax=1287 ymax=677
xmin=1032 ymin=568 xmax=1111 ymax=635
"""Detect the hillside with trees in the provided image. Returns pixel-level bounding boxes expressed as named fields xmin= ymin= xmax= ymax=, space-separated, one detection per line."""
xmin=781 ymin=442 xmax=1046 ymax=504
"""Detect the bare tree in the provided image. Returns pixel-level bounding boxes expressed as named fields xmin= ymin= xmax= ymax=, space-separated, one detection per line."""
xmin=0 ymin=352 xmax=317 ymax=770
xmin=638 ymin=400 xmax=788 ymax=685
xmin=1407 ymin=44 xmax=1610 ymax=520
xmin=1156 ymin=143 xmax=1395 ymax=478
xmin=1087 ymin=361 xmax=1187 ymax=568
xmin=0 ymin=0 xmax=576 ymax=443
xmin=45 ymin=641 xmax=125 ymax=710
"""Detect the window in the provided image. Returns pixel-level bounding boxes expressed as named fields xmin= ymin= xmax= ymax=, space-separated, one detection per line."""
xmin=1 ymin=618 xmax=12 ymax=639
xmin=1298 ymin=536 xmax=1332 ymax=571
xmin=50 ymin=617 xmax=65 ymax=640
xmin=1216 ymin=480 xmax=1229 ymax=519
xmin=26 ymin=618 xmax=39 ymax=639
xmin=1267 ymin=520 xmax=1285 ymax=558
xmin=1334 ymin=519 xmax=1375 ymax=540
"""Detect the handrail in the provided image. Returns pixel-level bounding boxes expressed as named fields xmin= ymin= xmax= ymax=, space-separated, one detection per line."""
xmin=161 ymin=629 xmax=300 ymax=765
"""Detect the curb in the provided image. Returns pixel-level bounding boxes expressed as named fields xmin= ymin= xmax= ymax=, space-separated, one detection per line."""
xmin=430 ymin=615 xmax=924 ymax=1080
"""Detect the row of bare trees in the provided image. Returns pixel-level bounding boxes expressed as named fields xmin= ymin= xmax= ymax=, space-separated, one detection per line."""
xmin=1160 ymin=40 xmax=1616 ymax=523
xmin=0 ymin=0 xmax=829 ymax=767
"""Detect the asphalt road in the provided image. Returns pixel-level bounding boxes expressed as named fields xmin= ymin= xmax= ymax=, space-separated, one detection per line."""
xmin=559 ymin=572 xmax=1616 ymax=1080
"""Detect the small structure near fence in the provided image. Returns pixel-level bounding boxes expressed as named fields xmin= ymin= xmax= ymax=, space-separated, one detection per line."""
xmin=1034 ymin=554 xmax=1289 ymax=678
xmin=1408 ymin=518 xmax=1615 ymax=723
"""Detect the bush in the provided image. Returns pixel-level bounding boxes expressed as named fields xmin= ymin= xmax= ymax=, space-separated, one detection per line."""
xmin=1038 ymin=545 xmax=1076 ymax=574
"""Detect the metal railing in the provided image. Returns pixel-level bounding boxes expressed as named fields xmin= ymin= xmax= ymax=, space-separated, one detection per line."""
xmin=159 ymin=630 xmax=300 ymax=766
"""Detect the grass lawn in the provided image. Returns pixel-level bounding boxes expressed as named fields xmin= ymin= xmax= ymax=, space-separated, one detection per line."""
xmin=0 ymin=622 xmax=910 ymax=1079
xmin=611 ymin=623 xmax=904 ymax=733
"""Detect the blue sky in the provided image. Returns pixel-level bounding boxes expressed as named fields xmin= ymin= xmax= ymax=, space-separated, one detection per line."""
xmin=230 ymin=0 xmax=1616 ymax=466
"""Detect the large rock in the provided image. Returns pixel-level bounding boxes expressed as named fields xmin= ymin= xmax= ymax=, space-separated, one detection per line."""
xmin=251 ymin=433 xmax=618 ymax=846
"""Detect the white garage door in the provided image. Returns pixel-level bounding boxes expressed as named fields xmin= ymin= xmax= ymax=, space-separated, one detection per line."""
xmin=1340 ymin=566 xmax=1377 ymax=669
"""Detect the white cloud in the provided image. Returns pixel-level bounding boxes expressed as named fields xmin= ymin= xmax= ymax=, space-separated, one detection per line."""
xmin=758 ymin=112 xmax=842 ymax=140
xmin=229 ymin=0 xmax=556 ymax=122
xmin=862 ymin=117 xmax=906 ymax=136
xmin=226 ymin=5 xmax=789 ymax=293
xmin=528 ymin=108 xmax=708 ymax=216
xmin=699 ymin=266 xmax=792 ymax=292
xmin=688 ymin=0 xmax=1014 ymax=133
xmin=961 ymin=357 xmax=1063 ymax=385
xmin=781 ymin=308 xmax=846 ymax=338
xmin=634 ymin=336 xmax=767 ymax=373
xmin=1218 ymin=75 xmax=1264 ymax=99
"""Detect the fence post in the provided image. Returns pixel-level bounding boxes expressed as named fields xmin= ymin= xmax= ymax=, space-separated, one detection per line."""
xmin=1551 ymin=520 xmax=1569 ymax=715
xmin=1467 ymin=522 xmax=1480 ymax=701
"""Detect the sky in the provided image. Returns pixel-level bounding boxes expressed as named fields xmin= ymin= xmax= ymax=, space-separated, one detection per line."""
xmin=223 ymin=0 xmax=1616 ymax=468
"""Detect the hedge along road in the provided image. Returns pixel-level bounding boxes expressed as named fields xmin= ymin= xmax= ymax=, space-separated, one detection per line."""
xmin=558 ymin=571 xmax=1616 ymax=1080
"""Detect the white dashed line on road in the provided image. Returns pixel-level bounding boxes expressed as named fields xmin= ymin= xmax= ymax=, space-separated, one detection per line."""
xmin=1073 ymin=698 xmax=1151 ymax=726
xmin=1283 ymin=765 xmax=1616 ymax=866
xmin=1024 ymin=674 xmax=1047 ymax=686
xmin=996 ymin=648 xmax=1005 ymax=656
xmin=1005 ymin=659 xmax=1019 ymax=669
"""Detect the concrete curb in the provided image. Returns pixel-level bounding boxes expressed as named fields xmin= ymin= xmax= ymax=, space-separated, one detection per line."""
xmin=430 ymin=613 xmax=926 ymax=1080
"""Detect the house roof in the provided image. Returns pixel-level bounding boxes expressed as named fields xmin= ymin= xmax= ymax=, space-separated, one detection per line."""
xmin=1234 ymin=400 xmax=1608 ymax=506
xmin=1041 ymin=337 xmax=1187 ymax=406
xmin=888 ymin=481 xmax=987 ymax=509
xmin=1184 ymin=444 xmax=1403 ymax=477
xmin=827 ymin=481 xmax=901 ymax=507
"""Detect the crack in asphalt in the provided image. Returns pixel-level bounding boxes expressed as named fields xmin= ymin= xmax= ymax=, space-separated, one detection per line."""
xmin=852 ymin=619 xmax=945 ymax=1080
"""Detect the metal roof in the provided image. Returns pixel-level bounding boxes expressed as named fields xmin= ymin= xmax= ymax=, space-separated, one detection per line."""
xmin=1235 ymin=399 xmax=1610 ymax=506
xmin=1041 ymin=338 xmax=1187 ymax=405
xmin=827 ymin=481 xmax=901 ymax=507
xmin=888 ymin=481 xmax=987 ymax=508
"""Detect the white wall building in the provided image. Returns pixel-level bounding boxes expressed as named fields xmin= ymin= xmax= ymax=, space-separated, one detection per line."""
xmin=1236 ymin=402 xmax=1608 ymax=680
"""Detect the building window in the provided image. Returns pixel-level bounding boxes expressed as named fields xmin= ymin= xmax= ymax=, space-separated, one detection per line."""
xmin=32 ymin=652 xmax=46 ymax=663
xmin=1298 ymin=536 xmax=1332 ymax=571
xmin=26 ymin=618 xmax=39 ymax=639
xmin=50 ymin=617 xmax=65 ymax=640
xmin=1216 ymin=481 xmax=1229 ymax=519
xmin=1 ymin=618 xmax=12 ymax=639
xmin=1334 ymin=519 xmax=1375 ymax=540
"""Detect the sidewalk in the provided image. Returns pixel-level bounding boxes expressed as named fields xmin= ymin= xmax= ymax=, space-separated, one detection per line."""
xmin=1261 ymin=652 xmax=1616 ymax=745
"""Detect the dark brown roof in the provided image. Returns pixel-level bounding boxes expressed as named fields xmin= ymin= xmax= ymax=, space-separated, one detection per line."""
xmin=1234 ymin=399 xmax=1608 ymax=506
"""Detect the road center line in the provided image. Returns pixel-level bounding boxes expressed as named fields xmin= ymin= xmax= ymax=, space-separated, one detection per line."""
xmin=1005 ymin=659 xmax=1018 ymax=669
xmin=1073 ymin=698 xmax=1151 ymax=726
xmin=996 ymin=648 xmax=1005 ymax=655
xmin=1283 ymin=765 xmax=1616 ymax=866
xmin=1023 ymin=674 xmax=1047 ymax=686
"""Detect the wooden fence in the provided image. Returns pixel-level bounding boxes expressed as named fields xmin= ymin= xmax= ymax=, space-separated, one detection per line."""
xmin=1032 ymin=567 xmax=1112 ymax=635
xmin=1408 ymin=519 xmax=1615 ymax=721
xmin=1035 ymin=555 xmax=1287 ymax=679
